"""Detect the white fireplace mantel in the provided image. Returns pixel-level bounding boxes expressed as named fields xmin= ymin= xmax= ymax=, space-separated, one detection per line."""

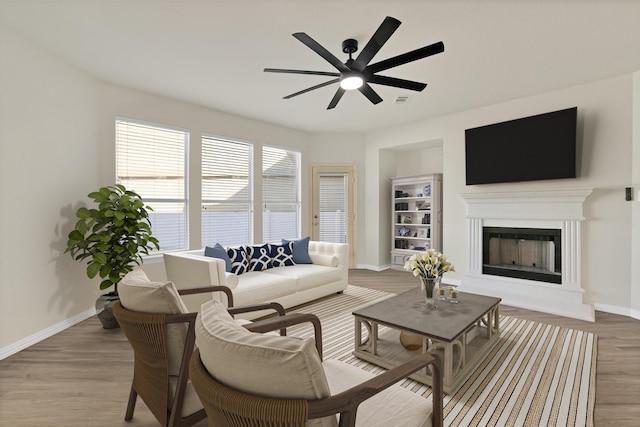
xmin=460 ymin=188 xmax=595 ymax=322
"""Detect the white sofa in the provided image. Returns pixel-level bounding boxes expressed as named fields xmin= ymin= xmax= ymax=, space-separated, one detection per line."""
xmin=163 ymin=241 xmax=349 ymax=318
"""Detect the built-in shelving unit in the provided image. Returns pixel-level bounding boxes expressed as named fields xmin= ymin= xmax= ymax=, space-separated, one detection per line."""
xmin=390 ymin=174 xmax=442 ymax=270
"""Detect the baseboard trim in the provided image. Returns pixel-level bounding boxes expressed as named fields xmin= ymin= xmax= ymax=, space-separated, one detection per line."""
xmin=355 ymin=264 xmax=389 ymax=272
xmin=0 ymin=308 xmax=95 ymax=360
xmin=593 ymin=303 xmax=640 ymax=320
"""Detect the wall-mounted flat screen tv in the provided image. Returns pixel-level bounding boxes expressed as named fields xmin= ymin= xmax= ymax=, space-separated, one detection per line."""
xmin=465 ymin=107 xmax=577 ymax=185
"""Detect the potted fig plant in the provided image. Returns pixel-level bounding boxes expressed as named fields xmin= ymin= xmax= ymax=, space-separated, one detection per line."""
xmin=66 ymin=184 xmax=160 ymax=329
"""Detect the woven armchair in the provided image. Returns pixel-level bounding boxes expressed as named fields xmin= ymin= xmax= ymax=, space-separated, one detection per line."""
xmin=113 ymin=269 xmax=291 ymax=427
xmin=190 ymin=299 xmax=443 ymax=427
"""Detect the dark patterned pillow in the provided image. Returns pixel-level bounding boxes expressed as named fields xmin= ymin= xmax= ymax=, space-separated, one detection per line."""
xmin=226 ymin=246 xmax=249 ymax=275
xmin=269 ymin=242 xmax=295 ymax=267
xmin=244 ymin=244 xmax=273 ymax=271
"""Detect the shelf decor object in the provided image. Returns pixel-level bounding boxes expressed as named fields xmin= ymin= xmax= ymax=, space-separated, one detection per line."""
xmin=390 ymin=174 xmax=442 ymax=270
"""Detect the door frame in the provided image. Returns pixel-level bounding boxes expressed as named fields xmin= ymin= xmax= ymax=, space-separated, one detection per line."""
xmin=310 ymin=164 xmax=357 ymax=267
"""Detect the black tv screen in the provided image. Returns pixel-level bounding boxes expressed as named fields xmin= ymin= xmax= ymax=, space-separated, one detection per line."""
xmin=465 ymin=107 xmax=577 ymax=185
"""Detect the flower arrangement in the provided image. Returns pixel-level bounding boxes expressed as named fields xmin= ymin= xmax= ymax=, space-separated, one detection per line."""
xmin=404 ymin=249 xmax=455 ymax=279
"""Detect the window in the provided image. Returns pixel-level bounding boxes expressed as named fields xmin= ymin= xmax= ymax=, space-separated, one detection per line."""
xmin=262 ymin=146 xmax=300 ymax=241
xmin=202 ymin=136 xmax=253 ymax=246
xmin=115 ymin=118 xmax=188 ymax=253
xmin=318 ymin=173 xmax=348 ymax=244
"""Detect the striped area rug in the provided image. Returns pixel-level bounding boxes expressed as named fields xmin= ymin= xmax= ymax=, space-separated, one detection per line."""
xmin=286 ymin=285 xmax=597 ymax=427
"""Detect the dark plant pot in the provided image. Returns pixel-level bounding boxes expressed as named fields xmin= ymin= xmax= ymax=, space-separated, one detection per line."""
xmin=95 ymin=292 xmax=120 ymax=329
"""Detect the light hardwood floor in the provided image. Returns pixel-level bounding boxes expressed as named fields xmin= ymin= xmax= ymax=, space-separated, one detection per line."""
xmin=1 ymin=268 xmax=639 ymax=426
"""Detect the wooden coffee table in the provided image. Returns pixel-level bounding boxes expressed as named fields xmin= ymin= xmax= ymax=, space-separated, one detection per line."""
xmin=353 ymin=288 xmax=501 ymax=394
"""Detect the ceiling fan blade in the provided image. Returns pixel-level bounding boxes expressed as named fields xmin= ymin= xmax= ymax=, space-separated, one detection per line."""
xmin=327 ymin=88 xmax=346 ymax=109
xmin=358 ymin=83 xmax=383 ymax=105
xmin=367 ymin=75 xmax=427 ymax=91
xmin=367 ymin=41 xmax=445 ymax=74
xmin=293 ymin=32 xmax=350 ymax=73
xmin=283 ymin=79 xmax=340 ymax=99
xmin=264 ymin=68 xmax=340 ymax=77
xmin=353 ymin=16 xmax=401 ymax=71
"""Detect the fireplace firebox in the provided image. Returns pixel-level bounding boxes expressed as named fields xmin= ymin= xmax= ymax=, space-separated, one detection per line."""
xmin=482 ymin=227 xmax=561 ymax=284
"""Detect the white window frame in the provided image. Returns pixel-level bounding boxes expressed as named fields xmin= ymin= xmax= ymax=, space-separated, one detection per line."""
xmin=201 ymin=134 xmax=254 ymax=247
xmin=262 ymin=145 xmax=301 ymax=242
xmin=115 ymin=117 xmax=189 ymax=255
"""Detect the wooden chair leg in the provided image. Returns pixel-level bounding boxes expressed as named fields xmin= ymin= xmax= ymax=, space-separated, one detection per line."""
xmin=124 ymin=384 xmax=137 ymax=421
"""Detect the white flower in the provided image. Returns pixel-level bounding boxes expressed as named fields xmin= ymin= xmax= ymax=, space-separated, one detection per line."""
xmin=403 ymin=249 xmax=455 ymax=279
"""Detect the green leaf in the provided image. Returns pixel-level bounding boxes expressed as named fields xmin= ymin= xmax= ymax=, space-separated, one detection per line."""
xmin=87 ymin=262 xmax=101 ymax=278
xmin=93 ymin=252 xmax=107 ymax=264
xmin=68 ymin=229 xmax=84 ymax=241
xmin=76 ymin=207 xmax=91 ymax=219
xmin=99 ymin=279 xmax=113 ymax=291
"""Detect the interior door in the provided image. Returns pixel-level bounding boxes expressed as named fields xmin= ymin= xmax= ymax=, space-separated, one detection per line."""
xmin=311 ymin=165 xmax=356 ymax=267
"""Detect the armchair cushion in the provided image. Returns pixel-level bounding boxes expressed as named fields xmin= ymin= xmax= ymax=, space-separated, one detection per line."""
xmin=196 ymin=300 xmax=331 ymax=401
xmin=323 ymin=359 xmax=433 ymax=427
xmin=168 ymin=376 xmax=204 ymax=418
xmin=118 ymin=269 xmax=189 ymax=376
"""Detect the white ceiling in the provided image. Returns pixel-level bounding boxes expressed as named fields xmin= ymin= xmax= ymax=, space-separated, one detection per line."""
xmin=2 ymin=0 xmax=640 ymax=134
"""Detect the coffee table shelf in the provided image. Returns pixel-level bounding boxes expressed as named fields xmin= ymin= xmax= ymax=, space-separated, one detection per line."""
xmin=353 ymin=289 xmax=501 ymax=394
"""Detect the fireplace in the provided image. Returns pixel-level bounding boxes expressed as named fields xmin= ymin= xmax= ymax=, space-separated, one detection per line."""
xmin=460 ymin=188 xmax=594 ymax=322
xmin=483 ymin=227 xmax=561 ymax=284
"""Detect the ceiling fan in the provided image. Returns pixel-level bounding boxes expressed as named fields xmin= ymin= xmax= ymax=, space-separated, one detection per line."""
xmin=264 ymin=16 xmax=444 ymax=110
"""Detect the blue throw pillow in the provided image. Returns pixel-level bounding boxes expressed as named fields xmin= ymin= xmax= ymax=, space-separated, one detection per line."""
xmin=282 ymin=236 xmax=312 ymax=264
xmin=269 ymin=242 xmax=295 ymax=267
xmin=245 ymin=244 xmax=273 ymax=271
xmin=226 ymin=246 xmax=249 ymax=275
xmin=204 ymin=243 xmax=232 ymax=273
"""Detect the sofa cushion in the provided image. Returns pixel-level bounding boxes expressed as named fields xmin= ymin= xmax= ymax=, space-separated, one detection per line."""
xmin=196 ymin=300 xmax=331 ymax=401
xmin=269 ymin=242 xmax=295 ymax=267
xmin=224 ymin=272 xmax=239 ymax=288
xmin=245 ymin=244 xmax=273 ymax=271
xmin=322 ymin=359 xmax=433 ymax=427
xmin=204 ymin=243 xmax=232 ymax=272
xmin=118 ymin=269 xmax=188 ymax=377
xmin=282 ymin=236 xmax=312 ymax=264
xmin=309 ymin=253 xmax=339 ymax=267
xmin=268 ymin=264 xmax=343 ymax=292
xmin=227 ymin=246 xmax=249 ymax=275
xmin=231 ymin=271 xmax=297 ymax=306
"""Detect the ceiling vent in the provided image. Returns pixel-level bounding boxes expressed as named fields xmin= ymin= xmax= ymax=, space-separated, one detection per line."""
xmin=395 ymin=96 xmax=411 ymax=104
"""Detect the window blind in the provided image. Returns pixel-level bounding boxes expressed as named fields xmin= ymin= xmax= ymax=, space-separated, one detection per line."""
xmin=318 ymin=173 xmax=348 ymax=244
xmin=202 ymin=136 xmax=253 ymax=246
xmin=115 ymin=118 xmax=188 ymax=253
xmin=263 ymin=146 xmax=300 ymax=242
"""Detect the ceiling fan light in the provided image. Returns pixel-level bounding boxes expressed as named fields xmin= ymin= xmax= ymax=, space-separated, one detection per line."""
xmin=340 ymin=74 xmax=364 ymax=90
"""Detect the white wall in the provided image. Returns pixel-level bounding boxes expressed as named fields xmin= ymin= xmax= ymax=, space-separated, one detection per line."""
xmin=631 ymin=71 xmax=640 ymax=316
xmin=307 ymin=133 xmax=366 ymax=263
xmin=393 ymin=144 xmax=444 ymax=177
xmin=364 ymin=75 xmax=636 ymax=313
xmin=0 ymin=24 xmax=312 ymax=354
xmin=0 ymin=25 xmax=102 ymax=350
